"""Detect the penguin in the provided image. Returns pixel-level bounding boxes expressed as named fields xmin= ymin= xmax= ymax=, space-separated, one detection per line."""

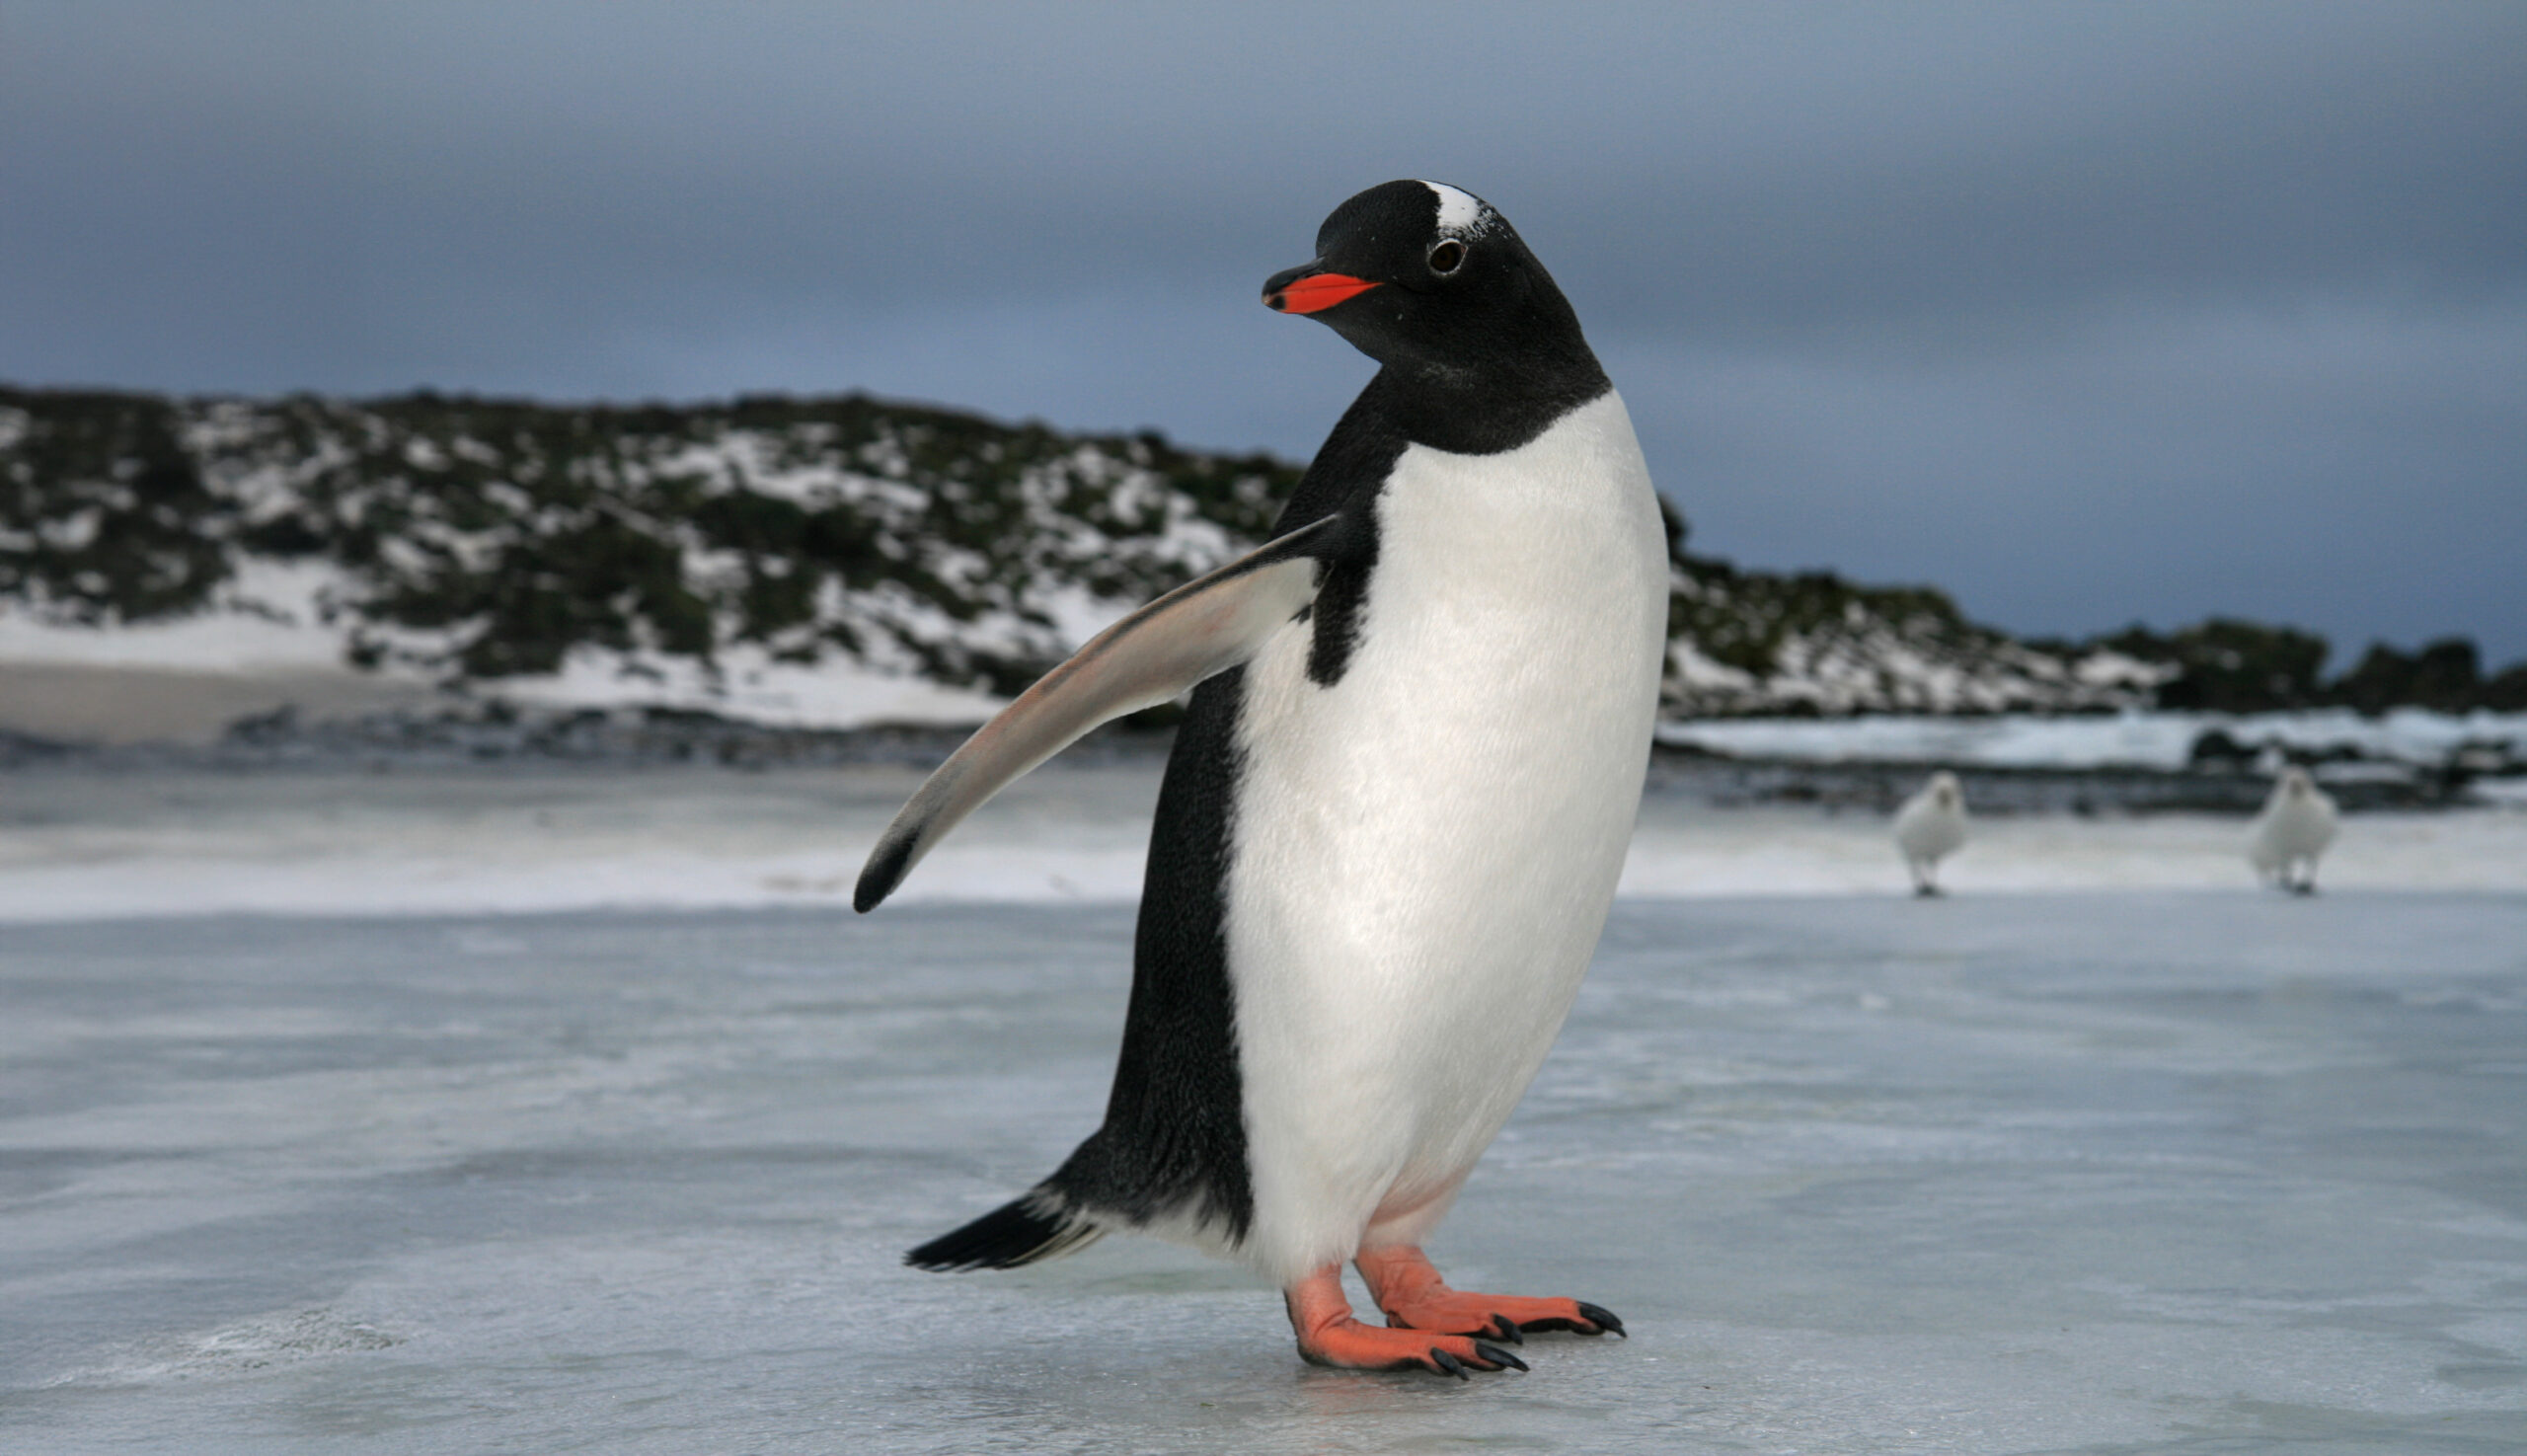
xmin=1891 ymin=770 xmax=1968 ymax=896
xmin=854 ymin=180 xmax=1668 ymax=1377
xmin=2248 ymin=766 xmax=2337 ymax=894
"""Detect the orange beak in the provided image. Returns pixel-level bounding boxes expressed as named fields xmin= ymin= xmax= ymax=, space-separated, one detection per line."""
xmin=1264 ymin=272 xmax=1380 ymax=314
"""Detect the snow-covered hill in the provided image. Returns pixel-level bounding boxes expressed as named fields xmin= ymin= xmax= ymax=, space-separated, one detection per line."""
xmin=2 ymin=386 xmax=2190 ymax=735
xmin=3 ymin=388 xmax=1306 ymax=728
xmin=1661 ymin=553 xmax=2168 ymax=716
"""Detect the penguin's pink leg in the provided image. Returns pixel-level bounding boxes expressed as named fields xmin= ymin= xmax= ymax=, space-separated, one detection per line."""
xmin=1354 ymin=1245 xmax=1626 ymax=1341
xmin=1282 ymin=1265 xmax=1527 ymax=1378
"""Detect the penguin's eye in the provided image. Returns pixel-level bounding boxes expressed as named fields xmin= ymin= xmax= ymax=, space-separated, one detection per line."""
xmin=1426 ymin=240 xmax=1467 ymax=276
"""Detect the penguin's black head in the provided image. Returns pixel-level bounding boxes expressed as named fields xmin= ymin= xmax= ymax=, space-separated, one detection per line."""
xmin=1263 ymin=180 xmax=1598 ymax=390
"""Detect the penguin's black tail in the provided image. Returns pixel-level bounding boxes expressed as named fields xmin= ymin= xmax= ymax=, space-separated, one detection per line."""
xmin=905 ymin=1188 xmax=1105 ymax=1272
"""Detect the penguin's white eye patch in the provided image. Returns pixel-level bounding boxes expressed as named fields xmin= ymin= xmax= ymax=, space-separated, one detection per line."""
xmin=1426 ymin=240 xmax=1467 ymax=275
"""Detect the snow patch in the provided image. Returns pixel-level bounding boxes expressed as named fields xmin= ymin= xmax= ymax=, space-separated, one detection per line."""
xmin=0 ymin=559 xmax=369 ymax=674
xmin=491 ymin=643 xmax=1005 ymax=728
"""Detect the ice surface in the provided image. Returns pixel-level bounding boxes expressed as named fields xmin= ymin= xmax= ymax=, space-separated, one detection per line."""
xmin=2 ymin=895 xmax=2522 ymax=1453
xmin=5 ymin=765 xmax=2527 ymax=924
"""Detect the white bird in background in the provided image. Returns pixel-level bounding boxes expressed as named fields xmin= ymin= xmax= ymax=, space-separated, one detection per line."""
xmin=1892 ymin=770 xmax=1968 ymax=896
xmin=2249 ymin=766 xmax=2338 ymax=894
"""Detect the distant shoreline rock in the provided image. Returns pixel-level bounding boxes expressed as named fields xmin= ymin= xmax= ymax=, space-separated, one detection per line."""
xmin=3 ymin=691 xmax=2514 ymax=817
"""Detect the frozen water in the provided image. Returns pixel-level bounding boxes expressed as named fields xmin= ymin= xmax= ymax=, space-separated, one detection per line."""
xmin=4 ymin=893 xmax=2523 ymax=1453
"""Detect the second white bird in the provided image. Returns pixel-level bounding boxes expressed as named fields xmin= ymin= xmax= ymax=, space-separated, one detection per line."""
xmin=1893 ymin=770 xmax=1969 ymax=896
xmin=2249 ymin=766 xmax=2338 ymax=894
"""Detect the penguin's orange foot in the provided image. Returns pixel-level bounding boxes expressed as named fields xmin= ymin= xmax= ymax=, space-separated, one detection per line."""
xmin=1297 ymin=1316 xmax=1526 ymax=1377
xmin=1353 ymin=1245 xmax=1626 ymax=1341
xmin=1283 ymin=1266 xmax=1526 ymax=1378
xmin=1380 ymin=1291 xmax=1625 ymax=1341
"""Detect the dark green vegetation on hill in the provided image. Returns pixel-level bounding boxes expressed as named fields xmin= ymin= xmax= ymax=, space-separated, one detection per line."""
xmin=2 ymin=385 xmax=2516 ymax=717
xmin=2054 ymin=619 xmax=2527 ymax=715
xmin=2 ymin=386 xmax=1290 ymax=699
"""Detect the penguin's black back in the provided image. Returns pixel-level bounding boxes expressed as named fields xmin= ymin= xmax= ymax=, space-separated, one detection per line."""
xmin=1046 ymin=661 xmax=1259 ymax=1237
xmin=903 ymin=665 xmax=1264 ymax=1272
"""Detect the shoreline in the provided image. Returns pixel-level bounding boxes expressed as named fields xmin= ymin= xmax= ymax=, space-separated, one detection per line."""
xmin=4 ymin=662 xmax=2519 ymax=818
xmin=3 ymin=762 xmax=2522 ymax=925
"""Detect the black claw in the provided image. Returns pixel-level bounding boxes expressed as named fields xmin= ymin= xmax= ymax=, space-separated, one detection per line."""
xmin=1429 ymin=1348 xmax=1469 ymax=1380
xmin=1489 ymin=1313 xmax=1524 ymax=1344
xmin=1475 ymin=1341 xmax=1528 ymax=1372
xmin=1575 ymin=1301 xmax=1627 ymax=1337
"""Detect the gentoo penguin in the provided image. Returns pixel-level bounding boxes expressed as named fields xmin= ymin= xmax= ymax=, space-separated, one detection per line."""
xmin=1891 ymin=770 xmax=1968 ymax=896
xmin=2249 ymin=766 xmax=2337 ymax=894
xmin=854 ymin=180 xmax=1667 ymax=1377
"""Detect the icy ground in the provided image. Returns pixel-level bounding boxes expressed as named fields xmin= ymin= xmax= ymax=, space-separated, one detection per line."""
xmin=1 ymin=895 xmax=2522 ymax=1454
xmin=4 ymin=764 xmax=2527 ymax=923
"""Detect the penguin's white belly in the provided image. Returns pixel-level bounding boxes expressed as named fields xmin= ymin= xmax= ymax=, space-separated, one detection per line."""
xmin=1223 ymin=392 xmax=1668 ymax=1281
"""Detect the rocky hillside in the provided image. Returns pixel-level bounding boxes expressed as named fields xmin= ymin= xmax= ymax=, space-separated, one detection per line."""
xmin=0 ymin=387 xmax=1285 ymax=701
xmin=2 ymin=385 xmax=2514 ymax=723
xmin=1660 ymin=543 xmax=2162 ymax=716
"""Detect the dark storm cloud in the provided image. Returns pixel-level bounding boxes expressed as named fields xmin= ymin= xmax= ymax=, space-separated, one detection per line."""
xmin=2 ymin=2 xmax=2521 ymax=659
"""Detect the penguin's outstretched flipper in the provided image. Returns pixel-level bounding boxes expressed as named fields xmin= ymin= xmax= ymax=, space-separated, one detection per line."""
xmin=854 ymin=513 xmax=1341 ymax=912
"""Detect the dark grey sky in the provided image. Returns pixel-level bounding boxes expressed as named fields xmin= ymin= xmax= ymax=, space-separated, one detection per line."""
xmin=4 ymin=2 xmax=2522 ymax=664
